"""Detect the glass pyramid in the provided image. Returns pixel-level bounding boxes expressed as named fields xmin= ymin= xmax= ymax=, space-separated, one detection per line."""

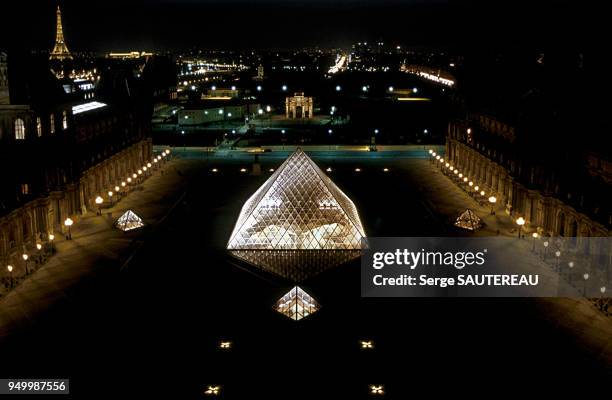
xmin=454 ymin=209 xmax=482 ymax=231
xmin=115 ymin=210 xmax=145 ymax=231
xmin=227 ymin=148 xmax=365 ymax=281
xmin=275 ymin=286 xmax=320 ymax=321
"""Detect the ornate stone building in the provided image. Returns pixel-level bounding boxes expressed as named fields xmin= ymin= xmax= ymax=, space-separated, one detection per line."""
xmin=0 ymin=51 xmax=152 ymax=272
xmin=285 ymin=92 xmax=313 ymax=119
xmin=446 ymin=114 xmax=610 ymax=241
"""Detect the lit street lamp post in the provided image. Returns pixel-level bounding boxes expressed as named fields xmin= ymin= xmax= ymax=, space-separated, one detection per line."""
xmin=22 ymin=253 xmax=29 ymax=275
xmin=531 ymin=232 xmax=539 ymax=251
xmin=64 ymin=217 xmax=73 ymax=240
xmin=7 ymin=265 xmax=13 ymax=288
xmin=48 ymin=234 xmax=55 ymax=253
xmin=515 ymin=217 xmax=525 ymax=238
xmin=488 ymin=196 xmax=497 ymax=215
xmin=543 ymin=241 xmax=549 ymax=260
xmin=95 ymin=196 xmax=103 ymax=215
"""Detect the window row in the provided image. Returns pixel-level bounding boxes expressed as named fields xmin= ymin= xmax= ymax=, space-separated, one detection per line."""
xmin=13 ymin=111 xmax=69 ymax=140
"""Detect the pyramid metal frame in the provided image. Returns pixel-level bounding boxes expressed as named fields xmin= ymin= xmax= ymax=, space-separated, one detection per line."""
xmin=454 ymin=209 xmax=482 ymax=231
xmin=227 ymin=149 xmax=365 ymax=281
xmin=275 ymin=286 xmax=320 ymax=321
xmin=115 ymin=210 xmax=145 ymax=232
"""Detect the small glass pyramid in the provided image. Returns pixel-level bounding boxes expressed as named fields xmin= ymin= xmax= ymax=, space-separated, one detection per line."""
xmin=227 ymin=149 xmax=366 ymax=281
xmin=454 ymin=209 xmax=482 ymax=231
xmin=275 ymin=286 xmax=319 ymax=321
xmin=115 ymin=210 xmax=145 ymax=231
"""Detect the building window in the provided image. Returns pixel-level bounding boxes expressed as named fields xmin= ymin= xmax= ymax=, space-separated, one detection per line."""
xmin=36 ymin=117 xmax=42 ymax=137
xmin=14 ymin=118 xmax=25 ymax=140
xmin=50 ymin=114 xmax=55 ymax=134
xmin=62 ymin=110 xmax=68 ymax=129
xmin=21 ymin=183 xmax=30 ymax=195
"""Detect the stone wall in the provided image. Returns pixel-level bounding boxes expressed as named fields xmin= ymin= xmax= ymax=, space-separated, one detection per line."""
xmin=0 ymin=138 xmax=151 ymax=267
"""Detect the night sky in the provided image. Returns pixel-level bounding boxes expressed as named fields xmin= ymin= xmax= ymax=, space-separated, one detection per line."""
xmin=0 ymin=1 xmax=599 ymax=52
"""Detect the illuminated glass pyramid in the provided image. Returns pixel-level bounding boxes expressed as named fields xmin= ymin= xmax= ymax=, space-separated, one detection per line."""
xmin=115 ymin=210 xmax=145 ymax=231
xmin=275 ymin=286 xmax=320 ymax=321
xmin=454 ymin=209 xmax=482 ymax=231
xmin=227 ymin=148 xmax=365 ymax=281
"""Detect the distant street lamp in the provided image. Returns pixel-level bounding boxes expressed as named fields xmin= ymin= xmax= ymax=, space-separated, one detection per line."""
xmin=335 ymin=85 xmax=341 ymax=92
xmin=7 ymin=265 xmax=14 ymax=288
xmin=48 ymin=234 xmax=55 ymax=252
xmin=108 ymin=191 xmax=114 ymax=206
xmin=531 ymin=232 xmax=539 ymax=251
xmin=555 ymin=250 xmax=561 ymax=271
xmin=488 ymin=196 xmax=497 ymax=215
xmin=95 ymin=196 xmax=103 ymax=215
xmin=516 ymin=217 xmax=525 ymax=238
xmin=64 ymin=217 xmax=73 ymax=240
xmin=22 ymin=253 xmax=29 ymax=274
xmin=543 ymin=241 xmax=549 ymax=260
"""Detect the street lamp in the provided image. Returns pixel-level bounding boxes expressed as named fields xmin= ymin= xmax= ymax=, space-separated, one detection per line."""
xmin=531 ymin=232 xmax=539 ymax=251
xmin=555 ymin=250 xmax=561 ymax=271
xmin=22 ymin=253 xmax=29 ymax=275
xmin=108 ymin=191 xmax=114 ymax=206
xmin=488 ymin=196 xmax=497 ymax=215
xmin=64 ymin=217 xmax=73 ymax=240
xmin=583 ymin=273 xmax=590 ymax=297
xmin=95 ymin=196 xmax=103 ymax=215
xmin=48 ymin=234 xmax=55 ymax=252
xmin=7 ymin=265 xmax=13 ymax=288
xmin=543 ymin=241 xmax=549 ymax=260
xmin=515 ymin=217 xmax=525 ymax=238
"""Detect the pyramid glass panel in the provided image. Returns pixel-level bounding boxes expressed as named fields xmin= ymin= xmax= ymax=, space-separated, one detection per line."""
xmin=115 ymin=210 xmax=145 ymax=231
xmin=275 ymin=286 xmax=319 ymax=321
xmin=228 ymin=149 xmax=365 ymax=281
xmin=454 ymin=209 xmax=482 ymax=231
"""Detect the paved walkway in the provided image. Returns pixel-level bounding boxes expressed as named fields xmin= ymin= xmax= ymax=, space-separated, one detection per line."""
xmin=0 ymin=157 xmax=201 ymax=340
xmin=409 ymin=159 xmax=612 ymax=365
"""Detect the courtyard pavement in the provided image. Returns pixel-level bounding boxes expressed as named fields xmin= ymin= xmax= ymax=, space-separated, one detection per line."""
xmin=411 ymin=159 xmax=612 ymax=364
xmin=0 ymin=157 xmax=202 ymax=340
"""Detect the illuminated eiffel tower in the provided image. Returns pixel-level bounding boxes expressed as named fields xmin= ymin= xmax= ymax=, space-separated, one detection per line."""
xmin=49 ymin=5 xmax=72 ymax=61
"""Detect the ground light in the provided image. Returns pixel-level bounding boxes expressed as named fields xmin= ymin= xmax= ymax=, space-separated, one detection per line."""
xmin=219 ymin=341 xmax=232 ymax=349
xmin=370 ymin=385 xmax=384 ymax=395
xmin=204 ymin=385 xmax=221 ymax=396
xmin=360 ymin=340 xmax=374 ymax=349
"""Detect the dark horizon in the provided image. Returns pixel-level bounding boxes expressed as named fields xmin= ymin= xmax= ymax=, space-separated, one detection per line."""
xmin=0 ymin=0 xmax=600 ymax=53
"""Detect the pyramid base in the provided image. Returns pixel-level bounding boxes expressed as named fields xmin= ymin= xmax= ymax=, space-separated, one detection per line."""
xmin=228 ymin=249 xmax=360 ymax=281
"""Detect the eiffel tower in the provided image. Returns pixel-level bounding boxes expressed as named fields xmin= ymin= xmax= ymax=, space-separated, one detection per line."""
xmin=49 ymin=5 xmax=72 ymax=61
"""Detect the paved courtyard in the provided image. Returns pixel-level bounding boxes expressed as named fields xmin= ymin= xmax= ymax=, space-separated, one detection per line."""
xmin=0 ymin=149 xmax=610 ymax=397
